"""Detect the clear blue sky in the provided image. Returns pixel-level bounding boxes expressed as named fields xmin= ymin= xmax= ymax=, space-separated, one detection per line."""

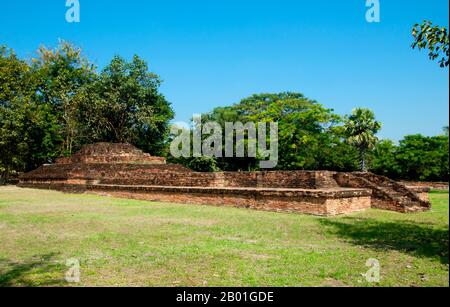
xmin=1 ymin=0 xmax=448 ymax=141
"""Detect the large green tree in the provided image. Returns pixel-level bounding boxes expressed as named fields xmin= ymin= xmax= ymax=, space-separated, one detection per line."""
xmin=0 ymin=47 xmax=62 ymax=182
xmin=395 ymin=134 xmax=449 ymax=181
xmin=31 ymin=41 xmax=96 ymax=155
xmin=343 ymin=108 xmax=382 ymax=172
xmin=0 ymin=47 xmax=34 ymax=183
xmin=370 ymin=131 xmax=449 ymax=182
xmin=74 ymin=55 xmax=174 ymax=156
xmin=1 ymin=43 xmax=175 ymax=184
xmin=199 ymin=92 xmax=357 ymax=171
xmin=370 ymin=139 xmax=400 ymax=178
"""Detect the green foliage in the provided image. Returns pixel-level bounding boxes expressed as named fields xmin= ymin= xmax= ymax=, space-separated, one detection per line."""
xmin=412 ymin=21 xmax=449 ymax=68
xmin=74 ymin=55 xmax=174 ymax=156
xmin=0 ymin=47 xmax=33 ymax=105
xmin=317 ymin=127 xmax=360 ymax=172
xmin=1 ymin=42 xmax=448 ymax=183
xmin=343 ymin=108 xmax=382 ymax=172
xmin=395 ymin=135 xmax=449 ymax=181
xmin=180 ymin=157 xmax=221 ymax=173
xmin=371 ymin=134 xmax=449 ymax=182
xmin=371 ymin=140 xmax=400 ymax=178
xmin=0 ymin=42 xmax=96 ymax=181
xmin=0 ymin=47 xmax=38 ymax=182
xmin=201 ymin=92 xmax=356 ymax=171
xmin=0 ymin=43 xmax=174 ymax=183
xmin=1 ymin=41 xmax=95 ymax=182
xmin=31 ymin=41 xmax=96 ymax=155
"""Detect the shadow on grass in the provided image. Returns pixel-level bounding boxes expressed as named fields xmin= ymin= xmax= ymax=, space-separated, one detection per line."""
xmin=320 ymin=218 xmax=449 ymax=264
xmin=0 ymin=253 xmax=65 ymax=287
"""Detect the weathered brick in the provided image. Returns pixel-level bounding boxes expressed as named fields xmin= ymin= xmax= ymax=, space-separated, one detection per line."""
xmin=18 ymin=143 xmax=431 ymax=216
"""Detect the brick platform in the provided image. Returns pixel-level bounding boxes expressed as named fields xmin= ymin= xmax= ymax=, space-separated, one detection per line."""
xmin=17 ymin=182 xmax=372 ymax=216
xmin=18 ymin=143 xmax=431 ymax=216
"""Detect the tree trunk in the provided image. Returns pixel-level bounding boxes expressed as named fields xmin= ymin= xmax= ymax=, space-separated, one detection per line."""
xmin=360 ymin=147 xmax=368 ymax=172
xmin=0 ymin=170 xmax=9 ymax=185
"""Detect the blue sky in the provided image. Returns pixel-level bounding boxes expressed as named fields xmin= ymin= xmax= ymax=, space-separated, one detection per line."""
xmin=1 ymin=0 xmax=449 ymax=141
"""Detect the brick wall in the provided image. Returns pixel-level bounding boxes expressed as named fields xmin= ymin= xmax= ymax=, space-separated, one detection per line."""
xmin=220 ymin=171 xmax=338 ymax=189
xmin=21 ymin=166 xmax=341 ymax=190
xmin=18 ymin=182 xmax=371 ymax=216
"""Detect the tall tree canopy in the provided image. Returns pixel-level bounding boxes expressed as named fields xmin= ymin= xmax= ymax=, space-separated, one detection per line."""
xmin=0 ymin=43 xmax=174 ymax=183
xmin=0 ymin=46 xmax=62 ymax=182
xmin=32 ymin=41 xmax=96 ymax=155
xmin=74 ymin=55 xmax=174 ymax=155
xmin=371 ymin=131 xmax=449 ymax=182
xmin=0 ymin=47 xmax=32 ymax=183
xmin=395 ymin=134 xmax=449 ymax=181
xmin=196 ymin=92 xmax=359 ymax=171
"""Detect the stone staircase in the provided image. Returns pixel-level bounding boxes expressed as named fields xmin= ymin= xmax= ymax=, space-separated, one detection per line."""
xmin=334 ymin=172 xmax=431 ymax=213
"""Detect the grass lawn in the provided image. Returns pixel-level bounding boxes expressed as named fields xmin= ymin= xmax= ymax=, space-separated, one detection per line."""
xmin=0 ymin=186 xmax=448 ymax=287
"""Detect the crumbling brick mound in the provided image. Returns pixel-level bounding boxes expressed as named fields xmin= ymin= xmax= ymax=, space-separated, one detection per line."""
xmin=56 ymin=143 xmax=166 ymax=165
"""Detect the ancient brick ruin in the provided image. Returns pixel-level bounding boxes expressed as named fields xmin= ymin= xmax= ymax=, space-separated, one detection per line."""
xmin=18 ymin=143 xmax=431 ymax=216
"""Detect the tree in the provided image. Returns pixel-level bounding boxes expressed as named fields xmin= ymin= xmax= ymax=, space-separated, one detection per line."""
xmin=412 ymin=21 xmax=449 ymax=68
xmin=1 ymin=43 xmax=175 ymax=184
xmin=74 ymin=55 xmax=174 ymax=156
xmin=318 ymin=126 xmax=360 ymax=172
xmin=31 ymin=41 xmax=96 ymax=155
xmin=395 ymin=135 xmax=449 ymax=181
xmin=343 ymin=108 xmax=382 ymax=172
xmin=371 ymin=139 xmax=399 ymax=178
xmin=0 ymin=47 xmax=32 ymax=183
xmin=0 ymin=104 xmax=27 ymax=184
xmin=201 ymin=92 xmax=344 ymax=171
xmin=369 ymin=134 xmax=449 ymax=182
xmin=0 ymin=46 xmax=65 ymax=182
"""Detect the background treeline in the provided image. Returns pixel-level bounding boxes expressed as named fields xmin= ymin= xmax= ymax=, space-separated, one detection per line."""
xmin=171 ymin=93 xmax=448 ymax=183
xmin=1 ymin=42 xmax=448 ymax=183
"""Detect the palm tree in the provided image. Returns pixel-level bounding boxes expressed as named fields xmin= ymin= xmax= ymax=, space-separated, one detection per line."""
xmin=344 ymin=108 xmax=382 ymax=172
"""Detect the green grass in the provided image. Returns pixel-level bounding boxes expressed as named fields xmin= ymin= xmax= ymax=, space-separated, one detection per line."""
xmin=0 ymin=186 xmax=448 ymax=287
